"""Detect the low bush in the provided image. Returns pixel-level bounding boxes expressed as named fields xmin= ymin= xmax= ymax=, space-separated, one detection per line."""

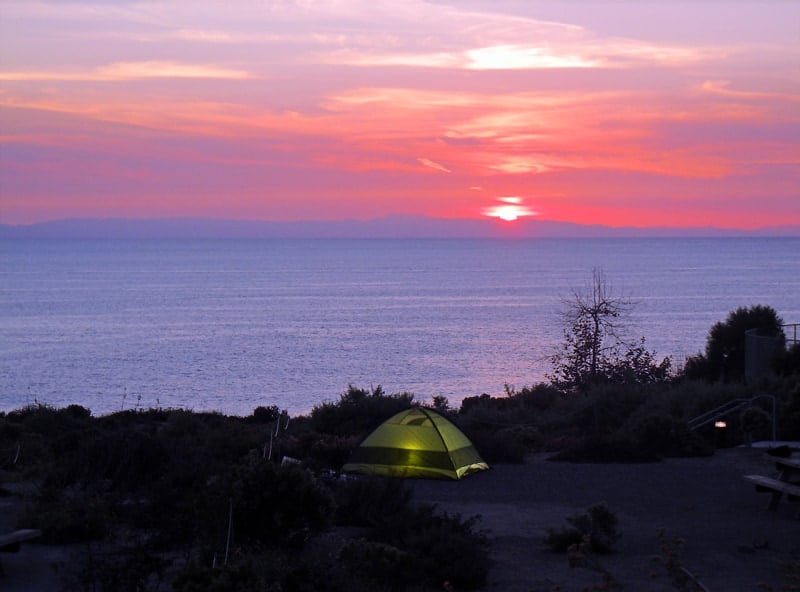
xmin=545 ymin=503 xmax=621 ymax=554
xmin=335 ymin=478 xmax=489 ymax=589
xmin=372 ymin=504 xmax=490 ymax=590
xmin=247 ymin=405 xmax=283 ymax=424
xmin=172 ymin=557 xmax=283 ymax=592
xmin=203 ymin=452 xmax=336 ymax=548
xmin=462 ymin=424 xmax=527 ymax=464
xmin=334 ymin=476 xmax=413 ymax=528
xmin=626 ymin=413 xmax=713 ymax=459
xmin=309 ymin=385 xmax=414 ymax=437
xmin=740 ymin=406 xmax=772 ymax=442
xmin=61 ymin=536 xmax=171 ymax=592
xmin=338 ymin=538 xmax=414 ymax=591
xmin=285 ymin=432 xmax=360 ymax=472
xmin=510 ymin=383 xmax=562 ymax=412
xmin=22 ymin=485 xmax=113 ymax=544
xmin=282 ymin=558 xmax=383 ymax=592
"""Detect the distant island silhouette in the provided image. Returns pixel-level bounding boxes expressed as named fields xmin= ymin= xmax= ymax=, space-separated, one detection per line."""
xmin=1 ymin=215 xmax=798 ymax=239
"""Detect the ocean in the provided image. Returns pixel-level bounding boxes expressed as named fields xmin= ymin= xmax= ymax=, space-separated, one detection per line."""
xmin=1 ymin=238 xmax=798 ymax=417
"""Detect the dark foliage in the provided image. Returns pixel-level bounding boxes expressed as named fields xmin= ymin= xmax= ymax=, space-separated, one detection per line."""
xmin=683 ymin=305 xmax=785 ymax=382
xmin=5 ymin=395 xmax=490 ymax=592
xmin=461 ymin=424 xmax=527 ymax=464
xmin=247 ymin=405 xmax=283 ymax=424
xmin=213 ymin=453 xmax=336 ymax=547
xmin=334 ymin=476 xmax=490 ymax=589
xmin=309 ymin=385 xmax=415 ymax=437
xmin=772 ymin=342 xmax=800 ymax=377
xmin=626 ymin=414 xmax=713 ymax=459
xmin=333 ymin=476 xmax=414 ymax=528
xmin=284 ymin=431 xmax=360 ymax=472
xmin=372 ymin=504 xmax=490 ymax=590
xmin=338 ymin=539 xmax=414 ymax=591
xmin=22 ymin=485 xmax=113 ymax=544
xmin=172 ymin=556 xmax=282 ymax=592
xmin=545 ymin=503 xmax=621 ymax=554
xmin=61 ymin=536 xmax=171 ymax=592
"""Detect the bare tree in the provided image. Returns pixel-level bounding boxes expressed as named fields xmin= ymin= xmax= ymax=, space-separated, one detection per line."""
xmin=548 ymin=269 xmax=670 ymax=394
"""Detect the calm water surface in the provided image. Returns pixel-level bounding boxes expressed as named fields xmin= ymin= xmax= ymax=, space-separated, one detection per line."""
xmin=1 ymin=238 xmax=798 ymax=416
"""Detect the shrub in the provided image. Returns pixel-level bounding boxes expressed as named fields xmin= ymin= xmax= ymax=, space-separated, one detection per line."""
xmin=22 ymin=486 xmax=113 ymax=544
xmin=740 ymin=406 xmax=772 ymax=441
xmin=205 ymin=452 xmax=336 ymax=547
xmin=334 ymin=476 xmax=413 ymax=528
xmin=545 ymin=503 xmax=621 ymax=554
xmin=334 ymin=479 xmax=489 ymax=589
xmin=497 ymin=424 xmax=543 ymax=449
xmin=543 ymin=524 xmax=584 ymax=552
xmin=512 ymin=383 xmax=561 ymax=412
xmin=309 ymin=385 xmax=414 ymax=437
xmin=338 ymin=538 xmax=414 ymax=590
xmin=286 ymin=432 xmax=360 ymax=471
xmin=248 ymin=405 xmax=282 ymax=424
xmin=626 ymin=414 xmax=713 ymax=459
xmin=463 ymin=425 xmax=527 ymax=464
xmin=773 ymin=342 xmax=800 ymax=377
xmin=62 ymin=537 xmax=171 ymax=592
xmin=459 ymin=393 xmax=514 ymax=414
xmin=64 ymin=404 xmax=92 ymax=419
xmin=283 ymin=558 xmax=383 ymax=592
xmin=374 ymin=504 xmax=490 ymax=590
xmin=172 ymin=558 xmax=282 ymax=592
xmin=78 ymin=429 xmax=168 ymax=492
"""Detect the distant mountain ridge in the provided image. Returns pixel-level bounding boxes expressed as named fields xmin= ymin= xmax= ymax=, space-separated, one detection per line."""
xmin=1 ymin=216 xmax=798 ymax=239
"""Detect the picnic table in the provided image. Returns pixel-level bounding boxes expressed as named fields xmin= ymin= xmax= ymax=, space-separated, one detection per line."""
xmin=775 ymin=456 xmax=800 ymax=478
xmin=744 ymin=456 xmax=800 ymax=511
xmin=0 ymin=529 xmax=42 ymax=576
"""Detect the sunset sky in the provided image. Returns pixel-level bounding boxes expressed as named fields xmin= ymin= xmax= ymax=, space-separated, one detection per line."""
xmin=1 ymin=1 xmax=798 ymax=229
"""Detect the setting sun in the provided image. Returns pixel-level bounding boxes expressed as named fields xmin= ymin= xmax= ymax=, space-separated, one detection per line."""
xmin=487 ymin=206 xmax=521 ymax=221
xmin=483 ymin=196 xmax=536 ymax=222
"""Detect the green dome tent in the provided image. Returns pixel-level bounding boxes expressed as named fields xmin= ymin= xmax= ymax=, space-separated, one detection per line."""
xmin=342 ymin=407 xmax=489 ymax=480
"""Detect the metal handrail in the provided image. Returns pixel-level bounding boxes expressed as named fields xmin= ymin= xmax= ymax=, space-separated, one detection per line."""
xmin=687 ymin=398 xmax=752 ymax=430
xmin=688 ymin=394 xmax=777 ymax=441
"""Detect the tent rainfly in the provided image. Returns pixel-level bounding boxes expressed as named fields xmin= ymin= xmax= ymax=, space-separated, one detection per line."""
xmin=342 ymin=407 xmax=489 ymax=480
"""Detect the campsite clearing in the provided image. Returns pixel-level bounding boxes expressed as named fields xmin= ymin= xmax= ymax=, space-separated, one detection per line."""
xmin=412 ymin=447 xmax=800 ymax=592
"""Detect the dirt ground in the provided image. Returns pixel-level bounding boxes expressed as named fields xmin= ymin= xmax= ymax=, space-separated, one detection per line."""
xmin=411 ymin=447 xmax=800 ymax=592
xmin=1 ymin=447 xmax=798 ymax=591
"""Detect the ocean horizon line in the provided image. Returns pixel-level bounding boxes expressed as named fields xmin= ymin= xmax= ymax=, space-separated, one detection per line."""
xmin=2 ymin=215 xmax=799 ymax=240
